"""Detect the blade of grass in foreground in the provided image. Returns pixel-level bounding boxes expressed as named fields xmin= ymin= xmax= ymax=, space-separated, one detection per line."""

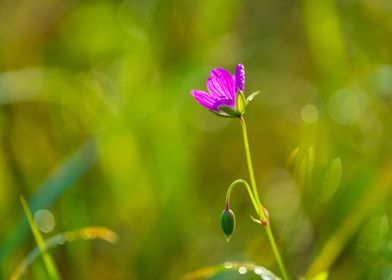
xmin=306 ymin=162 xmax=392 ymax=276
xmin=0 ymin=139 xmax=97 ymax=266
xmin=19 ymin=196 xmax=61 ymax=280
xmin=10 ymin=227 xmax=118 ymax=280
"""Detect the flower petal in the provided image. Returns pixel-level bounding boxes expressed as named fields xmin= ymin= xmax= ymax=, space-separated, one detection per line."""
xmin=214 ymin=98 xmax=236 ymax=109
xmin=235 ymin=64 xmax=245 ymax=92
xmin=207 ymin=68 xmax=236 ymax=100
xmin=191 ymin=90 xmax=219 ymax=111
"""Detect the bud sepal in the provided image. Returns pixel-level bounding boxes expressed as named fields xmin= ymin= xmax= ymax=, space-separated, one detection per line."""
xmin=236 ymin=92 xmax=246 ymax=115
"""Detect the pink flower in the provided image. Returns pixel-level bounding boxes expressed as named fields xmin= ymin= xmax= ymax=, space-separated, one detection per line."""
xmin=191 ymin=64 xmax=245 ymax=115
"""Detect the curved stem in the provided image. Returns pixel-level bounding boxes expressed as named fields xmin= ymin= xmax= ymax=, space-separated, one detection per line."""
xmin=225 ymin=179 xmax=258 ymax=213
xmin=239 ymin=116 xmax=289 ymax=280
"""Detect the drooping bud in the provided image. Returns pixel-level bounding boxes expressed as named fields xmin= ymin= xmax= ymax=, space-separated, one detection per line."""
xmin=220 ymin=209 xmax=236 ymax=241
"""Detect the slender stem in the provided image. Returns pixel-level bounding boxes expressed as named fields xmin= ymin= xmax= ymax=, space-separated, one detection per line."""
xmin=239 ymin=116 xmax=289 ymax=280
xmin=20 ymin=196 xmax=61 ymax=280
xmin=225 ymin=179 xmax=258 ymax=213
xmin=239 ymin=117 xmax=262 ymax=210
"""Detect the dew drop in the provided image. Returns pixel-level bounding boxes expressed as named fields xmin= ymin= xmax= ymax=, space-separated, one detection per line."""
xmin=224 ymin=262 xmax=233 ymax=269
xmin=238 ymin=266 xmax=247 ymax=275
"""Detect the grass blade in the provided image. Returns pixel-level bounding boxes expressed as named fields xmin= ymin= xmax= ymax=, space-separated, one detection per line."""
xmin=299 ymin=146 xmax=315 ymax=191
xmin=286 ymin=146 xmax=300 ymax=169
xmin=10 ymin=227 xmax=118 ymax=280
xmin=19 ymin=196 xmax=61 ymax=280
xmin=0 ymin=139 xmax=97 ymax=264
xmin=306 ymin=162 xmax=392 ymax=276
xmin=321 ymin=158 xmax=342 ymax=201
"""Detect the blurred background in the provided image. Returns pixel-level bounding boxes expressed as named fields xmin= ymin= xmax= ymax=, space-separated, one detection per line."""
xmin=0 ymin=0 xmax=392 ymax=279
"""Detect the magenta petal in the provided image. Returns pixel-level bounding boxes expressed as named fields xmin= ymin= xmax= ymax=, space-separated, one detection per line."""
xmin=235 ymin=64 xmax=245 ymax=92
xmin=191 ymin=90 xmax=219 ymax=111
xmin=206 ymin=68 xmax=236 ymax=100
xmin=214 ymin=98 xmax=236 ymax=109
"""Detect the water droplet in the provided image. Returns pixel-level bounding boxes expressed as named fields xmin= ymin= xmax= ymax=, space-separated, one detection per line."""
xmin=255 ymin=267 xmax=264 ymax=275
xmin=224 ymin=262 xmax=233 ymax=269
xmin=238 ymin=266 xmax=247 ymax=275
xmin=57 ymin=236 xmax=66 ymax=245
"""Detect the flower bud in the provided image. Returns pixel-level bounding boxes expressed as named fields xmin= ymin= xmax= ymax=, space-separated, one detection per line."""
xmin=220 ymin=209 xmax=236 ymax=241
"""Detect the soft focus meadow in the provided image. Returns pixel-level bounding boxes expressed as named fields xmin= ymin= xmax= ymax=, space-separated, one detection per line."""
xmin=1 ymin=0 xmax=392 ymax=279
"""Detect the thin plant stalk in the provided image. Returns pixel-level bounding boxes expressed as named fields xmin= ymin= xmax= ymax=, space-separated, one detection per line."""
xmin=11 ymin=226 xmax=118 ymax=280
xmin=239 ymin=116 xmax=289 ymax=280
xmin=225 ymin=179 xmax=258 ymax=212
xmin=20 ymin=196 xmax=61 ymax=280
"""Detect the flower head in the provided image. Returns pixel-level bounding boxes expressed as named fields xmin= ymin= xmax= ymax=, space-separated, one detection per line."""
xmin=191 ymin=64 xmax=246 ymax=117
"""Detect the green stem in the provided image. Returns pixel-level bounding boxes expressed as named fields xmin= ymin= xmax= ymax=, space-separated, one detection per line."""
xmin=225 ymin=179 xmax=258 ymax=213
xmin=20 ymin=196 xmax=61 ymax=280
xmin=239 ymin=116 xmax=289 ymax=280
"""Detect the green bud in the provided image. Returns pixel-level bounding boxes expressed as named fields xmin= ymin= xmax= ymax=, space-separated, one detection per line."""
xmin=236 ymin=93 xmax=246 ymax=115
xmin=220 ymin=209 xmax=236 ymax=241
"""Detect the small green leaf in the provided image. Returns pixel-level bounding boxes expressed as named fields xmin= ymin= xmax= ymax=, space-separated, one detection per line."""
xmin=322 ymin=158 xmax=342 ymax=201
xmin=236 ymin=93 xmax=246 ymax=115
xmin=245 ymin=90 xmax=260 ymax=105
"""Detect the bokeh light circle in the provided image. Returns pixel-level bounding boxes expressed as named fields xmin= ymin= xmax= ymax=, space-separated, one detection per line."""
xmin=328 ymin=89 xmax=365 ymax=125
xmin=34 ymin=209 xmax=55 ymax=233
xmin=301 ymin=104 xmax=319 ymax=123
